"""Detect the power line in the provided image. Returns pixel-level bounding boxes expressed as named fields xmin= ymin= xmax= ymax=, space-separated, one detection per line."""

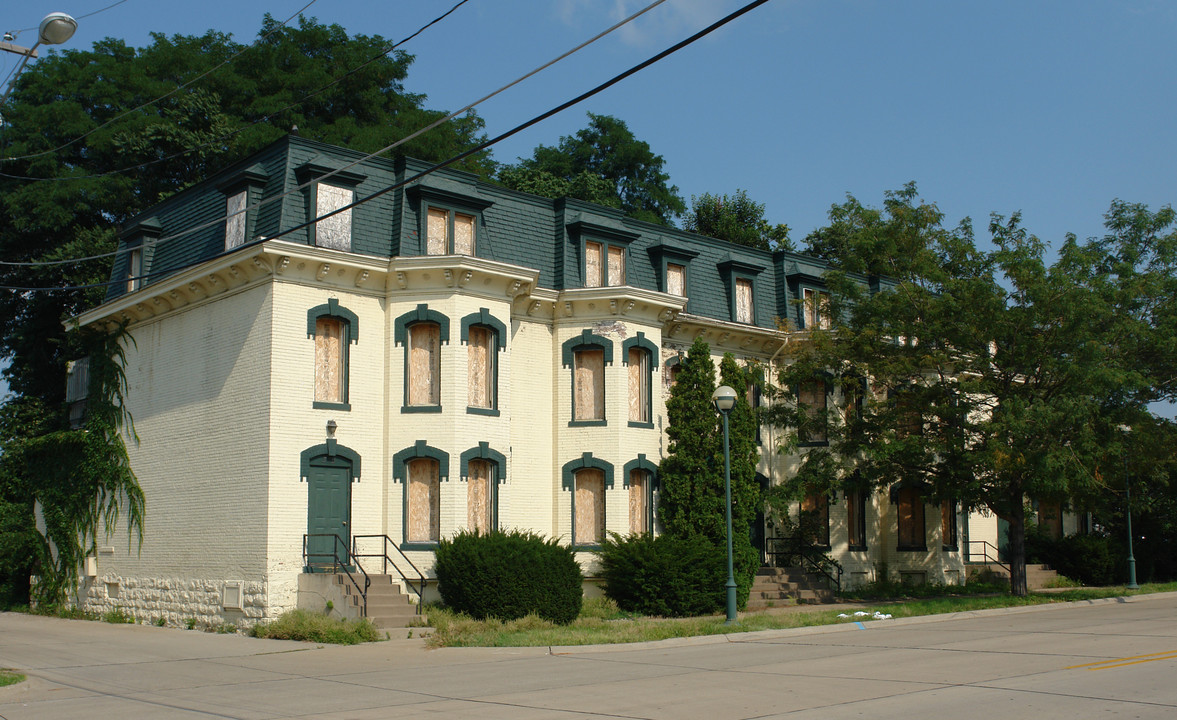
xmin=0 ymin=0 xmax=473 ymax=183
xmin=2 ymin=0 xmax=770 ymax=292
xmin=0 ymin=0 xmax=322 ymax=163
xmin=1 ymin=0 xmax=668 ymax=268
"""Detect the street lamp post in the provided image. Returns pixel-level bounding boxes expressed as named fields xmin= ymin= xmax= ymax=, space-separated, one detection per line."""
xmin=713 ymin=385 xmax=738 ymax=624
xmin=1119 ymin=424 xmax=1139 ymax=590
xmin=1 ymin=13 xmax=79 ymax=107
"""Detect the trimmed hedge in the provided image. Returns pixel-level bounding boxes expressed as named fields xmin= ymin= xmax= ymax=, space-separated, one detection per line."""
xmin=435 ymin=529 xmax=583 ymax=624
xmin=597 ymin=533 xmax=725 ymax=617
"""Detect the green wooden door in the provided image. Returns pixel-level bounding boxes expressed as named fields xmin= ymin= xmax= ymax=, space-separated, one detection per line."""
xmin=306 ymin=460 xmax=351 ymax=570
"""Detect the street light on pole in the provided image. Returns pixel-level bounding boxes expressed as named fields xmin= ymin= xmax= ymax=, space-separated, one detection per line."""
xmin=712 ymin=384 xmax=738 ymax=625
xmin=1 ymin=12 xmax=79 ymax=108
xmin=1118 ymin=424 xmax=1139 ymax=590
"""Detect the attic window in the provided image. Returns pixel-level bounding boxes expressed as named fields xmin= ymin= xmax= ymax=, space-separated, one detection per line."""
xmin=314 ymin=183 xmax=353 ymax=251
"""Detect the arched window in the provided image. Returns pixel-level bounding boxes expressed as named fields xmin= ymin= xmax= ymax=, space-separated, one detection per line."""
xmin=307 ymin=299 xmax=359 ymax=410
xmin=461 ymin=309 xmax=507 ymax=415
xmin=392 ymin=441 xmax=449 ymax=547
xmin=562 ymin=454 xmax=614 ymax=548
xmin=460 ymin=442 xmax=507 ymax=533
xmin=395 ymin=305 xmax=450 ymax=413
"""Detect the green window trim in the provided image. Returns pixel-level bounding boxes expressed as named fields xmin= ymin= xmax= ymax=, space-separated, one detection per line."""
xmin=647 ymin=243 xmax=699 ymax=306
xmin=560 ymin=329 xmax=614 ymax=368
xmin=308 ymin=299 xmax=358 ymax=410
xmin=561 ymin=453 xmax=614 ymax=549
xmin=406 ymin=182 xmax=493 ymax=256
xmin=391 ymin=440 xmax=449 ymax=483
xmin=306 ymin=298 xmax=360 ymax=342
xmin=393 ymin=304 xmax=450 ymax=347
xmin=622 ymin=454 xmax=658 ymax=533
xmin=718 ymin=255 xmax=766 ymax=326
xmin=299 ymin=440 xmax=362 ymax=481
xmin=459 ymin=442 xmax=507 ymax=480
xmin=622 ymin=332 xmax=657 ymax=428
xmin=393 ymin=441 xmax=449 ymax=549
xmin=459 ymin=309 xmax=507 ymax=350
xmin=395 ymin=305 xmax=449 ymax=413
xmin=217 ymin=164 xmax=267 ymax=252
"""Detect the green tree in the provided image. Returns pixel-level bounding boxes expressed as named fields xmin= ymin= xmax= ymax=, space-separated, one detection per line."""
xmin=513 ymin=112 xmax=685 ymax=225
xmin=659 ymin=338 xmax=759 ymax=606
xmin=684 ymin=190 xmax=792 ymax=251
xmin=769 ymin=186 xmax=1177 ymax=596
xmin=495 ymin=166 xmax=620 ymax=209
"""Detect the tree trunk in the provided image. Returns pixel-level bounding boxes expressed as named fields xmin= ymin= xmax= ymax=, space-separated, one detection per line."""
xmin=1006 ymin=511 xmax=1028 ymax=596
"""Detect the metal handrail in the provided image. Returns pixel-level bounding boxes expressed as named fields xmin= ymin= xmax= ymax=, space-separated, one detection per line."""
xmin=766 ymin=536 xmax=843 ymax=591
xmin=303 ymin=533 xmax=371 ymax=617
xmin=351 ymin=534 xmax=427 ymax=610
xmin=966 ymin=539 xmax=1010 ymax=574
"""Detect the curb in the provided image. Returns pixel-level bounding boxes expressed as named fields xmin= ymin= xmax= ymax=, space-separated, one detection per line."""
xmin=546 ymin=590 xmax=1177 ymax=655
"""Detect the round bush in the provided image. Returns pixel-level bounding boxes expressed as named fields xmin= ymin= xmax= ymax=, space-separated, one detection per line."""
xmin=435 ymin=529 xmax=584 ymax=624
xmin=597 ymin=533 xmax=725 ymax=617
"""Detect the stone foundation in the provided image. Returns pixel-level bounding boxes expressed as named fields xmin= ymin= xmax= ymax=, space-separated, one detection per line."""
xmin=77 ymin=575 xmax=269 ymax=630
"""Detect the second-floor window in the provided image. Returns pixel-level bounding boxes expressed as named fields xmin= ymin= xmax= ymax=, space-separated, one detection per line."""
xmin=407 ymin=323 xmax=441 ymax=407
xmin=573 ymin=348 xmax=605 ymax=422
xmin=628 ymin=347 xmax=651 ymax=424
xmin=467 ymin=325 xmax=495 ymax=410
xmin=798 ymin=379 xmax=828 ymax=445
xmin=313 ymin=317 xmax=347 ymax=406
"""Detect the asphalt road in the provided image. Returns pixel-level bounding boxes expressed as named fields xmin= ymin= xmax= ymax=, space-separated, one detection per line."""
xmin=2 ymin=593 xmax=1176 ymax=719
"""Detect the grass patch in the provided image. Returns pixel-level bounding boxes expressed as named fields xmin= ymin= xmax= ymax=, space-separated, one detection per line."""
xmin=0 ymin=670 xmax=25 ymax=687
xmin=424 ymin=583 xmax=1177 ymax=648
xmin=249 ymin=610 xmax=383 ymax=645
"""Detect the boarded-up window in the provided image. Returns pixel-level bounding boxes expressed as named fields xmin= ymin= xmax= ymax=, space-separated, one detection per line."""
xmin=315 ymin=183 xmax=352 ymax=251
xmin=801 ymin=492 xmax=830 ymax=547
xmin=126 ymin=248 xmax=142 ymax=293
xmin=467 ymin=326 xmax=493 ymax=409
xmin=408 ymin=323 xmax=440 ymax=406
xmin=798 ymin=380 xmax=828 ymax=444
xmin=735 ymin=278 xmax=753 ymax=323
xmin=407 ymin=458 xmax=440 ymax=543
xmin=803 ymin=289 xmax=831 ymax=330
xmin=573 ymin=349 xmax=604 ymax=421
xmin=847 ymin=491 xmax=867 ymax=549
xmin=607 ymin=245 xmax=625 ymax=286
xmin=468 ymin=459 xmax=493 ymax=533
xmin=1037 ymin=501 xmax=1062 ymax=540
xmin=629 ymin=470 xmax=649 ymax=534
xmin=575 ymin=469 xmax=605 ymax=546
xmin=426 ymin=207 xmax=448 ymax=255
xmin=896 ymin=394 xmax=922 ymax=438
xmin=628 ymin=347 xmax=650 ymax=423
xmin=454 ymin=212 xmax=475 ymax=255
xmin=585 ymin=241 xmax=603 ymax=287
xmin=314 ymin=317 xmax=345 ymax=404
xmin=666 ymin=362 xmax=681 ymax=389
xmin=897 ymin=487 xmax=926 ymax=549
xmin=225 ymin=190 xmax=247 ymax=250
xmin=942 ymin=499 xmax=959 ymax=548
xmin=667 ymin=263 xmax=685 ymax=296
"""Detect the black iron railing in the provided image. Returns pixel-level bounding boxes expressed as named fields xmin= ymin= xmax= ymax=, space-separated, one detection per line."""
xmin=351 ymin=534 xmax=427 ymax=611
xmin=303 ymin=533 xmax=370 ymax=616
xmin=766 ymin=536 xmax=842 ymax=591
xmin=966 ymin=539 xmax=1010 ymax=574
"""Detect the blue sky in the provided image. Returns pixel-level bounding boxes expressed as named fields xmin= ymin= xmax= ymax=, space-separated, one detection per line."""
xmin=3 ymin=0 xmax=1175 ymax=406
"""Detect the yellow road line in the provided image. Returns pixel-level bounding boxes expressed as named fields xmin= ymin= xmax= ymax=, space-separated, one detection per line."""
xmin=1065 ymin=650 xmax=1177 ymax=670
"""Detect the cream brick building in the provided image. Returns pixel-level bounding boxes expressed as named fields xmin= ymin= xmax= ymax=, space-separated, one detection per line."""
xmin=73 ymin=136 xmax=991 ymax=627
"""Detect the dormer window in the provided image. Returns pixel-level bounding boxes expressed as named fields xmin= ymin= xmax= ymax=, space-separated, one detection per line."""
xmin=427 ymin=207 xmax=476 ymax=255
xmin=295 ymin=159 xmax=365 ymax=253
xmin=803 ymin=288 xmax=831 ymax=329
xmin=718 ymin=255 xmax=765 ymax=326
xmin=225 ymin=190 xmax=248 ymax=250
xmin=218 ymin=164 xmax=267 ymax=253
xmin=585 ymin=241 xmax=625 ymax=287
